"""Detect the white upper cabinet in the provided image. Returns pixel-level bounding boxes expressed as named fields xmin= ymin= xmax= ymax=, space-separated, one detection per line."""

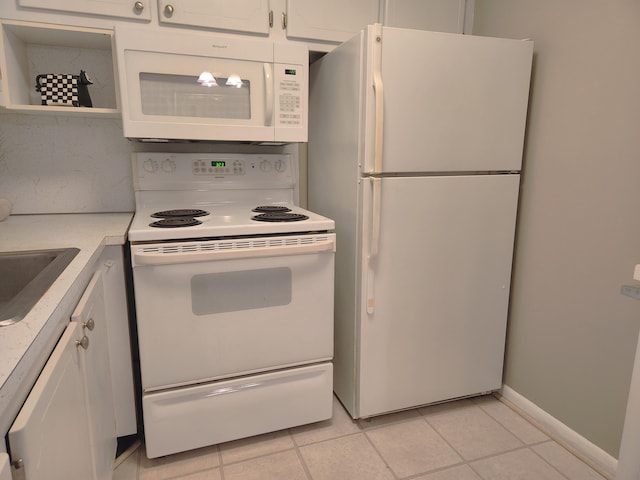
xmin=284 ymin=0 xmax=379 ymax=44
xmin=382 ymin=0 xmax=471 ymax=34
xmin=17 ymin=0 xmax=151 ymax=22
xmin=0 ymin=20 xmax=119 ymax=117
xmin=157 ymin=0 xmax=271 ymax=35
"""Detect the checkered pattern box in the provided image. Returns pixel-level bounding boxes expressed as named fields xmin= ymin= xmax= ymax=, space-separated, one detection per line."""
xmin=35 ymin=73 xmax=79 ymax=107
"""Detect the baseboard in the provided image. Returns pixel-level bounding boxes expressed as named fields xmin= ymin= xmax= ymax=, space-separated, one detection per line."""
xmin=498 ymin=385 xmax=617 ymax=480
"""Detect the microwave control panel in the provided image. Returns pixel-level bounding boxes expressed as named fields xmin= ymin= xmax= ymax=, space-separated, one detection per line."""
xmin=274 ymin=65 xmax=303 ymax=128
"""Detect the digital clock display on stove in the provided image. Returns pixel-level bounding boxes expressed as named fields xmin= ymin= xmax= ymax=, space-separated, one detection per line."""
xmin=211 ymin=161 xmax=226 ymax=167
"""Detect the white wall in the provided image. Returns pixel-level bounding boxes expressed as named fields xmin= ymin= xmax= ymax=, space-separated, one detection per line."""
xmin=0 ymin=113 xmax=134 ymax=214
xmin=0 ymin=112 xmax=305 ymax=214
xmin=473 ymin=0 xmax=640 ymax=457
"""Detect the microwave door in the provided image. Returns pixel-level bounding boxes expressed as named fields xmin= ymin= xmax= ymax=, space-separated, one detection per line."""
xmin=115 ymin=26 xmax=308 ymax=142
xmin=121 ymin=52 xmax=275 ymax=142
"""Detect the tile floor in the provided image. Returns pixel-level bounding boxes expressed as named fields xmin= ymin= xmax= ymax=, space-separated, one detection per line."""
xmin=113 ymin=394 xmax=608 ymax=480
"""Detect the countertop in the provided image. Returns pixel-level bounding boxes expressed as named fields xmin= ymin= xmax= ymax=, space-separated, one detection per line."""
xmin=0 ymin=213 xmax=132 ymax=435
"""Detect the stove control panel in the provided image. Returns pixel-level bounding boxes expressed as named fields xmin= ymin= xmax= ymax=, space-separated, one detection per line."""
xmin=134 ymin=152 xmax=295 ymax=190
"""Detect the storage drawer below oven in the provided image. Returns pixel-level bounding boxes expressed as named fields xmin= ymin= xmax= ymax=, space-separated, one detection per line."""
xmin=142 ymin=362 xmax=333 ymax=458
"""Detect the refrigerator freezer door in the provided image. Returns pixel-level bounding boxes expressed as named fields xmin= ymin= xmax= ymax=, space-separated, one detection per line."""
xmin=363 ymin=26 xmax=533 ymax=174
xmin=358 ymin=174 xmax=519 ymax=418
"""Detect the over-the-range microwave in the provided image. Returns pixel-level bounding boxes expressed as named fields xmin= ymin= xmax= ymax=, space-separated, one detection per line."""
xmin=114 ymin=26 xmax=308 ymax=143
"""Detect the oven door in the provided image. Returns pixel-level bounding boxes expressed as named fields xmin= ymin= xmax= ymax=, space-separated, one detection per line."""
xmin=131 ymin=233 xmax=335 ymax=391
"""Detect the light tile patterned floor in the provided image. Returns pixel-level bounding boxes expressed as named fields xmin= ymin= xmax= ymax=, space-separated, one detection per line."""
xmin=114 ymin=394 xmax=607 ymax=480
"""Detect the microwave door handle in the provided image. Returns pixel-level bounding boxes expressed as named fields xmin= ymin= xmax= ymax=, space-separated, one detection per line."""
xmin=264 ymin=63 xmax=274 ymax=126
xmin=133 ymin=239 xmax=335 ymax=266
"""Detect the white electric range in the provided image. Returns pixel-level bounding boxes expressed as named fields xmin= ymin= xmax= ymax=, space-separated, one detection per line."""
xmin=128 ymin=152 xmax=335 ymax=459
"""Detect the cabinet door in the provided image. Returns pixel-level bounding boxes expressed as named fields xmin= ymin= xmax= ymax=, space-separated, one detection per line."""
xmin=158 ymin=0 xmax=270 ymax=35
xmin=17 ymin=0 xmax=151 ymax=21
xmin=383 ymin=0 xmax=468 ymax=33
xmin=285 ymin=0 xmax=379 ymax=43
xmin=0 ymin=454 xmax=11 ymax=480
xmin=72 ymin=271 xmax=117 ymax=480
xmin=99 ymin=247 xmax=137 ymax=437
xmin=8 ymin=323 xmax=95 ymax=480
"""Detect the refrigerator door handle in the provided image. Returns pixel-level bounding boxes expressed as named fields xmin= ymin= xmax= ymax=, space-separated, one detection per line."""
xmin=370 ymin=177 xmax=382 ymax=257
xmin=372 ymin=23 xmax=384 ymax=174
xmin=367 ymin=177 xmax=382 ymax=314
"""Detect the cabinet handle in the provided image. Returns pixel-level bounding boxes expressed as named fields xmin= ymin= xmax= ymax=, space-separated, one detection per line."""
xmin=134 ymin=1 xmax=144 ymax=12
xmin=269 ymin=10 xmax=274 ymax=28
xmin=82 ymin=318 xmax=95 ymax=331
xmin=281 ymin=12 xmax=287 ymax=30
xmin=76 ymin=336 xmax=90 ymax=350
xmin=164 ymin=4 xmax=175 ymax=16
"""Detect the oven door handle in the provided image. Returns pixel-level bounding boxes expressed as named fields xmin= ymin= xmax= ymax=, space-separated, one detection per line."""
xmin=133 ymin=239 xmax=335 ymax=266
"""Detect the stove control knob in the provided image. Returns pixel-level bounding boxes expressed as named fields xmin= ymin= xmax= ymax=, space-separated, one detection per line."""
xmin=162 ymin=159 xmax=176 ymax=173
xmin=259 ymin=159 xmax=273 ymax=172
xmin=274 ymin=159 xmax=286 ymax=172
xmin=142 ymin=158 xmax=159 ymax=173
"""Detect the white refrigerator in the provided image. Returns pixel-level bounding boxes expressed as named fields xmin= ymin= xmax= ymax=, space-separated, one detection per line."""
xmin=308 ymin=24 xmax=533 ymax=419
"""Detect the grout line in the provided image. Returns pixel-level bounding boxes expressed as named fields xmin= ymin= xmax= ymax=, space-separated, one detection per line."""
xmin=290 ymin=429 xmax=315 ymax=480
xmin=216 ymin=444 xmax=226 ymax=480
xmin=361 ymin=429 xmax=401 ymax=480
xmin=528 ymin=441 xmax=573 ymax=480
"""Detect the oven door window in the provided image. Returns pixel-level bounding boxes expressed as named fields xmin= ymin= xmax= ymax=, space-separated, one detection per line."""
xmin=191 ymin=267 xmax=291 ymax=315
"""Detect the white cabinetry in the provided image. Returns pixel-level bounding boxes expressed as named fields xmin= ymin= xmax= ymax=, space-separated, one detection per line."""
xmin=382 ymin=0 xmax=472 ymax=34
xmin=0 ymin=20 xmax=119 ymax=116
xmin=0 ymin=454 xmax=11 ymax=480
xmin=97 ymin=247 xmax=137 ymax=437
xmin=155 ymin=0 xmax=379 ymax=47
xmin=157 ymin=0 xmax=270 ymax=35
xmin=6 ymin=246 xmax=135 ymax=479
xmin=16 ymin=0 xmax=151 ymax=22
xmin=71 ymin=271 xmax=117 ymax=480
xmin=284 ymin=0 xmax=379 ymax=43
xmin=7 ymin=322 xmax=102 ymax=480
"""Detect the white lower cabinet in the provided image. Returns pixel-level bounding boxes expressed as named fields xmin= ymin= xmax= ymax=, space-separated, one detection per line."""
xmin=7 ymin=323 xmax=98 ymax=480
xmin=71 ymin=271 xmax=117 ymax=480
xmin=0 ymin=453 xmax=11 ymax=480
xmin=7 ymin=272 xmax=117 ymax=480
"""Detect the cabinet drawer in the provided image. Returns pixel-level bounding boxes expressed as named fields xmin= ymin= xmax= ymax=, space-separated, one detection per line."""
xmin=143 ymin=362 xmax=333 ymax=458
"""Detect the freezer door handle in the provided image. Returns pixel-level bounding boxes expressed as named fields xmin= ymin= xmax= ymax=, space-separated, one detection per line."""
xmin=372 ymin=23 xmax=384 ymax=174
xmin=367 ymin=177 xmax=382 ymax=314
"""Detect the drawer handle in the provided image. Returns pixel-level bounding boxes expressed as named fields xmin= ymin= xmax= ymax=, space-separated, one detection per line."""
xmin=164 ymin=4 xmax=175 ymax=16
xmin=134 ymin=1 xmax=144 ymax=13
